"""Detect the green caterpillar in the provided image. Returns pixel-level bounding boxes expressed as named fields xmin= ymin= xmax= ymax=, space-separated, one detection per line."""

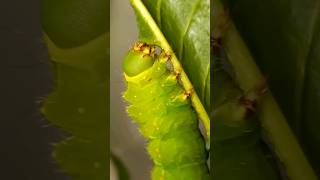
xmin=123 ymin=42 xmax=209 ymax=180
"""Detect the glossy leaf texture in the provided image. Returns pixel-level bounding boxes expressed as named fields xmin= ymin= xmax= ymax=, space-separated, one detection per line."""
xmin=141 ymin=0 xmax=210 ymax=111
xmin=223 ymin=0 xmax=320 ymax=175
xmin=42 ymin=0 xmax=109 ymax=179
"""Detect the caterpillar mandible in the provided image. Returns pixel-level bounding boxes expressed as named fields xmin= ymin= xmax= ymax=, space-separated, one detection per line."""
xmin=123 ymin=42 xmax=209 ymax=180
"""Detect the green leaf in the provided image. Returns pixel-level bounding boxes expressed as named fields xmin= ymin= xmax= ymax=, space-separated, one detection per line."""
xmin=42 ymin=1 xmax=108 ymax=179
xmin=141 ymin=0 xmax=210 ymax=112
xmin=223 ymin=0 xmax=320 ymax=175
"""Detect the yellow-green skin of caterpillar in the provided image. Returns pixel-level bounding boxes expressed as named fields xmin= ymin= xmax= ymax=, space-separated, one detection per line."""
xmin=123 ymin=48 xmax=209 ymax=180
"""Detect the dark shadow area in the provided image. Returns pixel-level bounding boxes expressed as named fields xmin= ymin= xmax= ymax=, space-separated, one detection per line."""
xmin=0 ymin=0 xmax=69 ymax=179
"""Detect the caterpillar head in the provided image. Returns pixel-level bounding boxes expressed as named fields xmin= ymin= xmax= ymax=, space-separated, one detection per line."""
xmin=123 ymin=42 xmax=156 ymax=77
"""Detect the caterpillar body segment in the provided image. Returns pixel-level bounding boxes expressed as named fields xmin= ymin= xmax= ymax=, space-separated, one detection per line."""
xmin=123 ymin=42 xmax=156 ymax=77
xmin=123 ymin=43 xmax=209 ymax=180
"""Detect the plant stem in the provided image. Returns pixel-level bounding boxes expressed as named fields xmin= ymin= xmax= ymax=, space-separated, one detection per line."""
xmin=215 ymin=0 xmax=317 ymax=179
xmin=130 ymin=0 xmax=210 ymax=140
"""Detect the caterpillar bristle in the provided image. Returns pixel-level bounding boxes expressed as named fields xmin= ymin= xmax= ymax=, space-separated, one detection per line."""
xmin=123 ymin=42 xmax=209 ymax=179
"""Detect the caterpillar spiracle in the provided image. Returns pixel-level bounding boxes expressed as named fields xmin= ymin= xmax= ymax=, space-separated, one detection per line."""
xmin=122 ymin=42 xmax=209 ymax=180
